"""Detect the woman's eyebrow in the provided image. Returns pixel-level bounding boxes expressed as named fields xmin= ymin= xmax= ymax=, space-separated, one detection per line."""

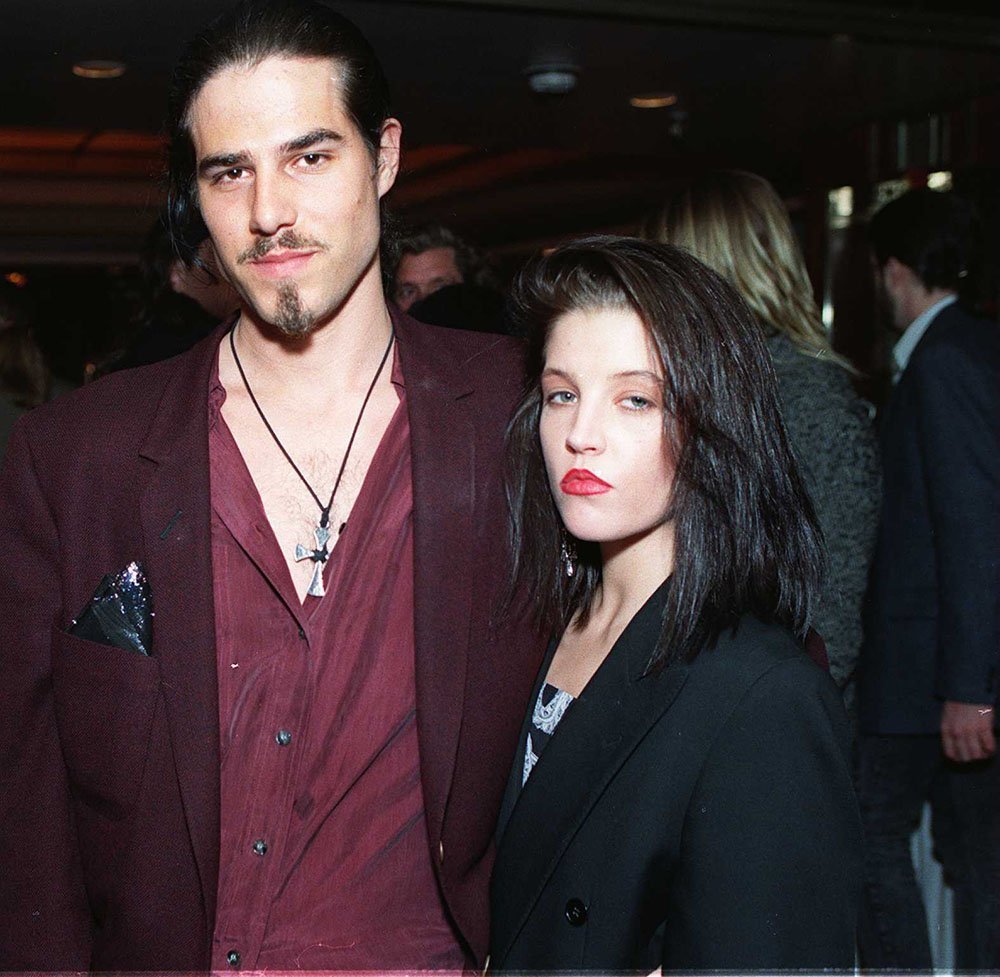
xmin=612 ymin=370 xmax=662 ymax=382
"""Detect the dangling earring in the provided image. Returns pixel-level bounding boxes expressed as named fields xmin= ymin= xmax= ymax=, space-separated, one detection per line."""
xmin=560 ymin=531 xmax=577 ymax=578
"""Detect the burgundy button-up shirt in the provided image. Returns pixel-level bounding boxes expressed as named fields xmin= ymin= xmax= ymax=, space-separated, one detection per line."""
xmin=207 ymin=345 xmax=464 ymax=971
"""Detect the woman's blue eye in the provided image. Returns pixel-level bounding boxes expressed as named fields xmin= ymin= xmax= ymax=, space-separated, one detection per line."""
xmin=546 ymin=391 xmax=575 ymax=404
xmin=624 ymin=395 xmax=652 ymax=410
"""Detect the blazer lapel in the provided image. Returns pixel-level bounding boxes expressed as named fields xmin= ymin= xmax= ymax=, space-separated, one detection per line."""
xmin=492 ymin=580 xmax=688 ymax=964
xmin=138 ymin=328 xmax=223 ymax=926
xmin=394 ymin=311 xmax=477 ymax=846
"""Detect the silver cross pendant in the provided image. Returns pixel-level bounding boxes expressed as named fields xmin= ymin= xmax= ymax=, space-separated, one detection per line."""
xmin=294 ymin=523 xmax=331 ymax=597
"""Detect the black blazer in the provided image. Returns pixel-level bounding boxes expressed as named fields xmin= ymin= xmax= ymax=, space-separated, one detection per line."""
xmin=491 ymin=583 xmax=862 ymax=973
xmin=859 ymin=302 xmax=1000 ymax=734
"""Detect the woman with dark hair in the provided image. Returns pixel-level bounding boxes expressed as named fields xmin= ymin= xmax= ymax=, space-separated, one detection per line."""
xmin=491 ymin=236 xmax=861 ymax=972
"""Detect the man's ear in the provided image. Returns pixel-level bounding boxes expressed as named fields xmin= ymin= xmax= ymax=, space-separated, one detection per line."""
xmin=887 ymin=255 xmax=927 ymax=298
xmin=882 ymin=256 xmax=909 ymax=299
xmin=376 ymin=118 xmax=402 ymax=199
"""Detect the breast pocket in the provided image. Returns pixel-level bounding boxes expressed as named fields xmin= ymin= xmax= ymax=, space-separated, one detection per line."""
xmin=51 ymin=627 xmax=161 ymax=821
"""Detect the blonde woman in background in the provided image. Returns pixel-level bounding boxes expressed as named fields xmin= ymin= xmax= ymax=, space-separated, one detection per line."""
xmin=646 ymin=171 xmax=880 ymax=711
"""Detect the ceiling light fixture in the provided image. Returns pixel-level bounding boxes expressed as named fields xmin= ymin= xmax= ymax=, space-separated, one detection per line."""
xmin=72 ymin=60 xmax=126 ymax=80
xmin=629 ymin=92 xmax=678 ymax=109
xmin=526 ymin=65 xmax=578 ymax=96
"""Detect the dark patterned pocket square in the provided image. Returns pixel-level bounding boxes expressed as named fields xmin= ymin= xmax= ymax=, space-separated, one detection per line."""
xmin=69 ymin=561 xmax=153 ymax=656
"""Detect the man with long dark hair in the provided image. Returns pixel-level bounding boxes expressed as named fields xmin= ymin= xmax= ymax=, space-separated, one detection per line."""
xmin=0 ymin=2 xmax=542 ymax=971
xmin=859 ymin=188 xmax=1000 ymax=970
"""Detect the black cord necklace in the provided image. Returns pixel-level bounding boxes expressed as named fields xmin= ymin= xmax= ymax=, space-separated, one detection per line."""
xmin=229 ymin=322 xmax=395 ymax=597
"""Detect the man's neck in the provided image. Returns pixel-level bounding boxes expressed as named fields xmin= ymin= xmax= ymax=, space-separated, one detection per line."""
xmin=902 ymin=286 xmax=956 ymax=331
xmin=892 ymin=290 xmax=957 ymax=380
xmin=231 ymin=291 xmax=394 ymax=405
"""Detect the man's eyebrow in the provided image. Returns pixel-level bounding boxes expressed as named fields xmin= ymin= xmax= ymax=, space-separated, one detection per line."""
xmin=198 ymin=150 xmax=251 ymax=176
xmin=196 ymin=129 xmax=344 ymax=177
xmin=280 ymin=128 xmax=344 ymax=155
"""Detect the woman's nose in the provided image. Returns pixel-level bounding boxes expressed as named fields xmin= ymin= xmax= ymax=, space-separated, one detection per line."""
xmin=564 ymin=403 xmax=605 ymax=455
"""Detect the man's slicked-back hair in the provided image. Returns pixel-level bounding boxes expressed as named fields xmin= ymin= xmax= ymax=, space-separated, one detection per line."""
xmin=165 ymin=0 xmax=392 ymax=267
xmin=504 ymin=236 xmax=824 ymax=669
xmin=868 ymin=188 xmax=982 ymax=297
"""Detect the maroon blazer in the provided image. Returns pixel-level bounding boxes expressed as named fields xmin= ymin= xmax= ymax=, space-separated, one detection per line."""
xmin=0 ymin=311 xmax=544 ymax=972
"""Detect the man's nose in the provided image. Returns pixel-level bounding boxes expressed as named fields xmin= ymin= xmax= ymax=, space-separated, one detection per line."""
xmin=249 ymin=171 xmax=296 ymax=237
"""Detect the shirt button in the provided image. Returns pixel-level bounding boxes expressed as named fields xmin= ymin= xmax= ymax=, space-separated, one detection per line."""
xmin=226 ymin=949 xmax=241 ymax=968
xmin=438 ymin=840 xmax=445 ymax=865
xmin=275 ymin=729 xmax=293 ymax=747
xmin=252 ymin=839 xmax=268 ymax=856
xmin=297 ymin=626 xmax=306 ymax=640
xmin=564 ymin=898 xmax=588 ymax=926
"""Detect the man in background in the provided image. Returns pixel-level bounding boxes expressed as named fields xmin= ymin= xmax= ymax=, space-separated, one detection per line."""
xmin=392 ymin=223 xmax=493 ymax=311
xmin=114 ymin=222 xmax=239 ymax=371
xmin=858 ymin=187 xmax=1000 ymax=970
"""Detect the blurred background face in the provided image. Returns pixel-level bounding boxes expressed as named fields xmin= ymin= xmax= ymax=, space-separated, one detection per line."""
xmin=873 ymin=256 xmax=911 ymax=334
xmin=539 ymin=305 xmax=675 ymax=553
xmin=169 ymin=241 xmax=239 ymax=321
xmin=394 ymin=247 xmax=463 ymax=310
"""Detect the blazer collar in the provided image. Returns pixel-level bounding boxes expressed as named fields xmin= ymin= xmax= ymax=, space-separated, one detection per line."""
xmin=883 ymin=300 xmax=966 ymax=439
xmin=892 ymin=294 xmax=957 ymax=379
xmin=492 ymin=577 xmax=688 ymax=964
xmin=391 ymin=306 xmax=477 ymax=399
xmin=138 ymin=319 xmax=231 ymax=464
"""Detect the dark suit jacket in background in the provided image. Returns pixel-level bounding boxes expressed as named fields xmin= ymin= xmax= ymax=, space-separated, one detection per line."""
xmin=0 ymin=311 xmax=544 ymax=972
xmin=491 ymin=583 xmax=863 ymax=973
xmin=860 ymin=303 xmax=1000 ymax=734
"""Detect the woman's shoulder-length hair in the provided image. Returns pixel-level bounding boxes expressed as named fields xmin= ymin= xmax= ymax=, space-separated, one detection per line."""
xmin=504 ymin=235 xmax=824 ymax=670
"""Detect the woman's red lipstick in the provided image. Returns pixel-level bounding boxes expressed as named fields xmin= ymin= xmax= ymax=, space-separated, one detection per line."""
xmin=560 ymin=468 xmax=612 ymax=496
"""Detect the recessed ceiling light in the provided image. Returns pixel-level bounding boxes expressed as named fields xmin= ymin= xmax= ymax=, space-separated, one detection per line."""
xmin=629 ymin=93 xmax=678 ymax=109
xmin=526 ymin=65 xmax=578 ymax=95
xmin=72 ymin=60 xmax=126 ymax=80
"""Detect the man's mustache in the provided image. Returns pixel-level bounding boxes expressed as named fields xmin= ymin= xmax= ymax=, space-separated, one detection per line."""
xmin=237 ymin=231 xmax=327 ymax=263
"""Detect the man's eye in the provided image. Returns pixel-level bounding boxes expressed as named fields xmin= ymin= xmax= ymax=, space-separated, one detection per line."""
xmin=213 ymin=167 xmax=246 ymax=184
xmin=298 ymin=153 xmax=327 ymax=167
